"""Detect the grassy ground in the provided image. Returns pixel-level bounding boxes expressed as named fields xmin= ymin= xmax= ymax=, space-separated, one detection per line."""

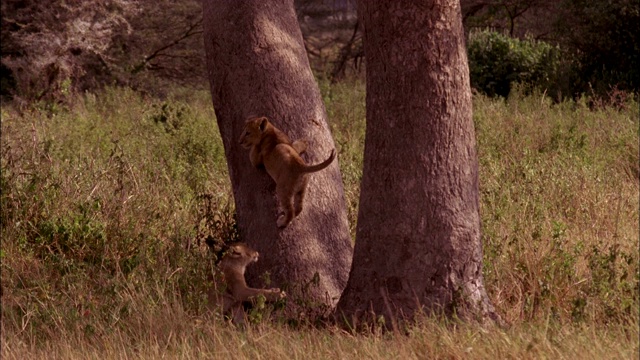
xmin=1 ymin=81 xmax=638 ymax=358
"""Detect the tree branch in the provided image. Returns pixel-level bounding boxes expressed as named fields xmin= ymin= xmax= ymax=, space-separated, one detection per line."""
xmin=131 ymin=18 xmax=203 ymax=74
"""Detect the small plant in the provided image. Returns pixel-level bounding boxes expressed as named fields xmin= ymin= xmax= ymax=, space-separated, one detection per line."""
xmin=147 ymin=101 xmax=191 ymax=134
xmin=586 ymin=243 xmax=638 ymax=321
xmin=246 ymin=293 xmax=287 ymax=325
xmin=192 ymin=193 xmax=239 ymax=261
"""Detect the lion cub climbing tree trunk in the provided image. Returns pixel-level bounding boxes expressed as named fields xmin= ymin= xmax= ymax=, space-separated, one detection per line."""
xmin=337 ymin=0 xmax=500 ymax=326
xmin=202 ymin=0 xmax=352 ymax=310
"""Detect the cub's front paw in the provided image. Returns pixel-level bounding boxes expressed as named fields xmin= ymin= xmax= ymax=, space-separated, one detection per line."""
xmin=274 ymin=289 xmax=286 ymax=299
xmin=267 ymin=288 xmax=286 ymax=300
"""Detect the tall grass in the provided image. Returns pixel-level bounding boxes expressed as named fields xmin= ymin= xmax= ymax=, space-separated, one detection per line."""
xmin=1 ymin=82 xmax=638 ymax=358
xmin=473 ymin=88 xmax=638 ymax=325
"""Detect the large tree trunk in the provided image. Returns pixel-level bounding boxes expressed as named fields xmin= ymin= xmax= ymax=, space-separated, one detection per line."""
xmin=337 ymin=0 xmax=500 ymax=325
xmin=202 ymin=0 xmax=352 ymax=310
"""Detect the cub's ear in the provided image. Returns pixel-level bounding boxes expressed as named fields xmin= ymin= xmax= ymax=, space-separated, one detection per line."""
xmin=259 ymin=117 xmax=268 ymax=132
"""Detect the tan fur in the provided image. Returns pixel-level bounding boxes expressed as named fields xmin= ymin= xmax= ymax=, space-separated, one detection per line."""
xmin=241 ymin=116 xmax=307 ymax=168
xmin=258 ymin=116 xmax=309 ymax=155
xmin=239 ymin=116 xmax=336 ymax=228
xmin=208 ymin=242 xmax=285 ymax=324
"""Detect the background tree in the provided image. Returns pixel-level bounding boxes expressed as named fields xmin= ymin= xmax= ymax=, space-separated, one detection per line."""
xmin=1 ymin=0 xmax=205 ymax=102
xmin=116 ymin=0 xmax=206 ymax=94
xmin=295 ymin=0 xmax=362 ymax=81
xmin=0 ymin=0 xmax=138 ymax=103
xmin=3 ymin=0 xmax=635 ymax=103
xmin=202 ymin=0 xmax=353 ymax=313
xmin=553 ymin=0 xmax=639 ymax=94
xmin=337 ymin=0 xmax=500 ymax=326
xmin=461 ymin=0 xmax=558 ymax=38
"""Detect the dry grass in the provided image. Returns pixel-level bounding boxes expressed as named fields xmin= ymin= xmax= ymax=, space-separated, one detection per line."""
xmin=473 ymin=89 xmax=639 ymax=325
xmin=1 ymin=82 xmax=638 ymax=359
xmin=2 ymin=311 xmax=636 ymax=359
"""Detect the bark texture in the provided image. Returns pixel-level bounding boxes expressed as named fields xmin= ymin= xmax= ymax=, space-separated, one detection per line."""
xmin=337 ymin=0 xmax=499 ymax=325
xmin=202 ymin=0 xmax=352 ymax=309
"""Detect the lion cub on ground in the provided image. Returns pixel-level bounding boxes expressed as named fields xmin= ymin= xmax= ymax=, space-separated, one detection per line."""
xmin=239 ymin=116 xmax=336 ymax=228
xmin=209 ymin=242 xmax=285 ymax=324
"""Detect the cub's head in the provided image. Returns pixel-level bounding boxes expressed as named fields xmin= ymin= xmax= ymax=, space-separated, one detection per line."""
xmin=222 ymin=242 xmax=259 ymax=267
xmin=239 ymin=117 xmax=270 ymax=149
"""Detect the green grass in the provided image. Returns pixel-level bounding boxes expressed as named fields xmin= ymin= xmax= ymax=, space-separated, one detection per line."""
xmin=1 ymin=82 xmax=638 ymax=358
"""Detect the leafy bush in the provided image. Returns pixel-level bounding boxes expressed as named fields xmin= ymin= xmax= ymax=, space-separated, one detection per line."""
xmin=467 ymin=30 xmax=563 ymax=98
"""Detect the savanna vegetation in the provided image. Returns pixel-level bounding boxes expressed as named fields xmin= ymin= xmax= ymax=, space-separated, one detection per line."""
xmin=1 ymin=0 xmax=638 ymax=358
xmin=1 ymin=81 xmax=638 ymax=358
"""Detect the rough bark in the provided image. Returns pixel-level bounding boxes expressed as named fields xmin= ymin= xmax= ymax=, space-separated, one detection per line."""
xmin=337 ymin=0 xmax=500 ymax=325
xmin=202 ymin=0 xmax=352 ymax=311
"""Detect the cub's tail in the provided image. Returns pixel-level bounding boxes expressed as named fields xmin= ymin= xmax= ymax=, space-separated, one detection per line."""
xmin=301 ymin=149 xmax=336 ymax=173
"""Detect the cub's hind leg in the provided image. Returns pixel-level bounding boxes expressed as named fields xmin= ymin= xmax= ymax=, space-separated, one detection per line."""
xmin=292 ymin=139 xmax=308 ymax=155
xmin=229 ymin=302 xmax=246 ymax=326
xmin=276 ymin=186 xmax=295 ymax=228
xmin=294 ymin=176 xmax=309 ymax=216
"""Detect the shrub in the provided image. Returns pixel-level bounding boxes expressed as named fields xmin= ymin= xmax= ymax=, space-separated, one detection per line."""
xmin=467 ymin=30 xmax=563 ymax=98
